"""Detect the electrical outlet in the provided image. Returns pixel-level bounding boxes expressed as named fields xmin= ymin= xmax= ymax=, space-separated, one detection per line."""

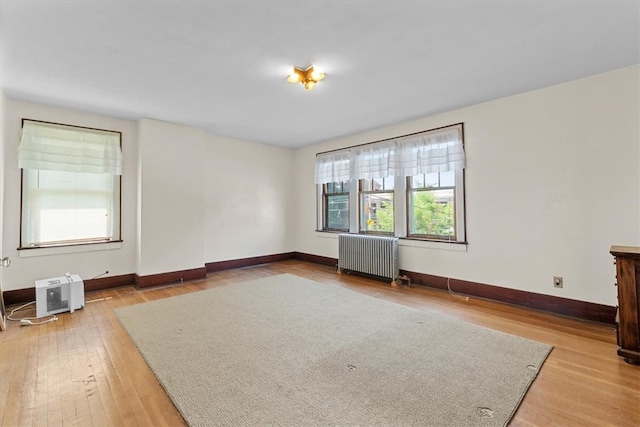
xmin=553 ymin=276 xmax=563 ymax=288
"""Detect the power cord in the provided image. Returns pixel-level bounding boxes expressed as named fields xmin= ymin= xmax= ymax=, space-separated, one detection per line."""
xmin=7 ymin=301 xmax=58 ymax=326
xmin=447 ymin=277 xmax=469 ymax=301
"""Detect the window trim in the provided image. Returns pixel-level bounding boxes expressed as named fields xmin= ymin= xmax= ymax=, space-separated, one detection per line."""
xmin=18 ymin=118 xmax=123 ymax=250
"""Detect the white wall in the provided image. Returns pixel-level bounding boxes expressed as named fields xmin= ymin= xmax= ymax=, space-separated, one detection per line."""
xmin=204 ymin=135 xmax=295 ymax=262
xmin=0 ymin=90 xmax=6 ymax=294
xmin=294 ymin=65 xmax=640 ymax=306
xmin=0 ymin=101 xmax=296 ymax=290
xmin=137 ymin=118 xmax=206 ymax=276
xmin=1 ymin=99 xmax=138 ymax=291
xmin=136 ymin=120 xmax=296 ymax=274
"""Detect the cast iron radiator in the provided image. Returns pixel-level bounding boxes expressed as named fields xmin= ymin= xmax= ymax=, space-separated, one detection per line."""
xmin=338 ymin=233 xmax=399 ymax=282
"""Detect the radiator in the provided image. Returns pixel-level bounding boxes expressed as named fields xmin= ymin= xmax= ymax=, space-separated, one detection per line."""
xmin=338 ymin=234 xmax=399 ymax=283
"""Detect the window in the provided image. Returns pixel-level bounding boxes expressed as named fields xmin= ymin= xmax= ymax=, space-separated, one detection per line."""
xmin=408 ymin=171 xmax=457 ymax=239
xmin=323 ymin=181 xmax=349 ymax=231
xmin=360 ymin=177 xmax=394 ymax=234
xmin=314 ymin=123 xmax=466 ymax=243
xmin=18 ymin=120 xmax=122 ymax=248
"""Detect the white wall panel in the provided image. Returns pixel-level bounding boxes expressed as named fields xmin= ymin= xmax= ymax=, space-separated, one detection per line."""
xmin=204 ymin=135 xmax=295 ymax=262
xmin=137 ymin=118 xmax=206 ymax=276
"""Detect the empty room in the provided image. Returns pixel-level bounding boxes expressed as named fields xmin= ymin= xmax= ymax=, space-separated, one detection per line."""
xmin=0 ymin=1 xmax=639 ymax=426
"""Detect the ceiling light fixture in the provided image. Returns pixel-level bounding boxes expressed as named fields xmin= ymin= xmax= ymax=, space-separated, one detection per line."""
xmin=286 ymin=66 xmax=325 ymax=91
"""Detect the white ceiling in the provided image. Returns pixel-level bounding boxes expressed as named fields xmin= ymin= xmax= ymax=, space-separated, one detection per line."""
xmin=1 ymin=1 xmax=638 ymax=148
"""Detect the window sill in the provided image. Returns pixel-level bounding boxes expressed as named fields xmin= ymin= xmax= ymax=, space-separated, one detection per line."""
xmin=314 ymin=231 xmax=468 ymax=252
xmin=18 ymin=241 xmax=123 ymax=258
xmin=315 ymin=230 xmax=343 ymax=238
xmin=399 ymin=237 xmax=468 ymax=252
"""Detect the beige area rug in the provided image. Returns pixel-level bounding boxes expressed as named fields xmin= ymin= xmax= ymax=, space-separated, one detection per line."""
xmin=115 ymin=274 xmax=552 ymax=426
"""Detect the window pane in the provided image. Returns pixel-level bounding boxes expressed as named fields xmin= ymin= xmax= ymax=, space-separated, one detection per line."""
xmin=326 ymin=182 xmax=350 ymax=195
xmin=361 ymin=192 xmax=394 ymax=233
xmin=408 ymin=189 xmax=455 ymax=237
xmin=440 ymin=170 xmax=455 ymax=187
xmin=372 ymin=178 xmax=384 ymax=190
xmin=361 ymin=179 xmax=372 ymax=192
xmin=425 ymin=172 xmax=439 ymax=188
xmin=22 ymin=169 xmax=119 ymax=246
xmin=325 ymin=194 xmax=349 ymax=230
xmin=384 ymin=176 xmax=395 ymax=190
xmin=411 ymin=174 xmax=424 ymax=189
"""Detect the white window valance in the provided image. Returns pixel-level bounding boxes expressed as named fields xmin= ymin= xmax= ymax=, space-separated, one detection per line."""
xmin=314 ymin=150 xmax=351 ymax=184
xmin=18 ymin=120 xmax=123 ymax=175
xmin=353 ymin=145 xmax=391 ymax=180
xmin=315 ymin=124 xmax=465 ymax=183
xmin=390 ymin=125 xmax=465 ymax=176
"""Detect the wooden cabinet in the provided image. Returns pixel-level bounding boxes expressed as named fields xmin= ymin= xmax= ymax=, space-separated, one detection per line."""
xmin=610 ymin=245 xmax=640 ymax=365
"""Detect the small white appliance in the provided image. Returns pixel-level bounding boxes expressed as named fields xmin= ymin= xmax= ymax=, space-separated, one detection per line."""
xmin=35 ymin=273 xmax=85 ymax=318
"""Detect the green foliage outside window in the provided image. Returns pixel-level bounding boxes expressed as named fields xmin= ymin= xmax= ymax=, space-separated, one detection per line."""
xmin=409 ymin=190 xmax=455 ymax=237
xmin=364 ymin=198 xmax=394 ymax=233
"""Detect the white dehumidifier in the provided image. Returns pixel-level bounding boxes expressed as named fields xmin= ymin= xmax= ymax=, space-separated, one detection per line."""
xmin=35 ymin=273 xmax=85 ymax=318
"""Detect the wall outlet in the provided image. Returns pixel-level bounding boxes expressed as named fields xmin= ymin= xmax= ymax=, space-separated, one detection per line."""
xmin=553 ymin=276 xmax=563 ymax=288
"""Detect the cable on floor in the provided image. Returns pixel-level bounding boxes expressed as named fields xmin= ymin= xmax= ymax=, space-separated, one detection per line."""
xmin=447 ymin=278 xmax=469 ymax=301
xmin=6 ymin=300 xmax=58 ymax=325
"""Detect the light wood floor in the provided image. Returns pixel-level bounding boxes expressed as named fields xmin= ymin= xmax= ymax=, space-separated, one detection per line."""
xmin=1 ymin=260 xmax=638 ymax=426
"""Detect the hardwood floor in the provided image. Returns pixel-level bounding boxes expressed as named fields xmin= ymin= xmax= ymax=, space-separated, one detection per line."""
xmin=1 ymin=260 xmax=638 ymax=426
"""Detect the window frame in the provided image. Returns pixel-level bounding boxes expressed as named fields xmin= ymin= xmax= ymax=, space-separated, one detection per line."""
xmin=18 ymin=119 xmax=123 ymax=250
xmin=405 ymin=171 xmax=463 ymax=241
xmin=358 ymin=177 xmax=395 ymax=235
xmin=321 ymin=181 xmax=350 ymax=232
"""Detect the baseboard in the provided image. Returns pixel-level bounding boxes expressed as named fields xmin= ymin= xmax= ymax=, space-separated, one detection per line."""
xmin=2 ymin=253 xmax=617 ymax=324
xmin=398 ymin=270 xmax=616 ymax=325
xmin=2 ymin=273 xmax=136 ymax=307
xmin=2 ymin=288 xmax=35 ymax=307
xmin=206 ymin=252 xmax=296 ymax=272
xmin=136 ymin=267 xmax=207 ymax=289
xmin=85 ymin=273 xmax=136 ymax=292
xmin=292 ymin=253 xmax=616 ymax=324
xmin=294 ymin=252 xmax=338 ymax=267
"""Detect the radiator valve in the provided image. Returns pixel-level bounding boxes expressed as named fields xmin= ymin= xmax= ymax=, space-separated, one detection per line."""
xmin=395 ymin=275 xmax=411 ymax=288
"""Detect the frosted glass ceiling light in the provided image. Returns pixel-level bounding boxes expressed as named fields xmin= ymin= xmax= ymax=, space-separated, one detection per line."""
xmin=286 ymin=66 xmax=325 ymax=91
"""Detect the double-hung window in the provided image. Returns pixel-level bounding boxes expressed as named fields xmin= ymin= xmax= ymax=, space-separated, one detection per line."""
xmin=323 ymin=181 xmax=350 ymax=231
xmin=360 ymin=177 xmax=394 ymax=234
xmin=18 ymin=119 xmax=123 ymax=249
xmin=407 ymin=170 xmax=463 ymax=240
xmin=315 ymin=123 xmax=466 ymax=243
